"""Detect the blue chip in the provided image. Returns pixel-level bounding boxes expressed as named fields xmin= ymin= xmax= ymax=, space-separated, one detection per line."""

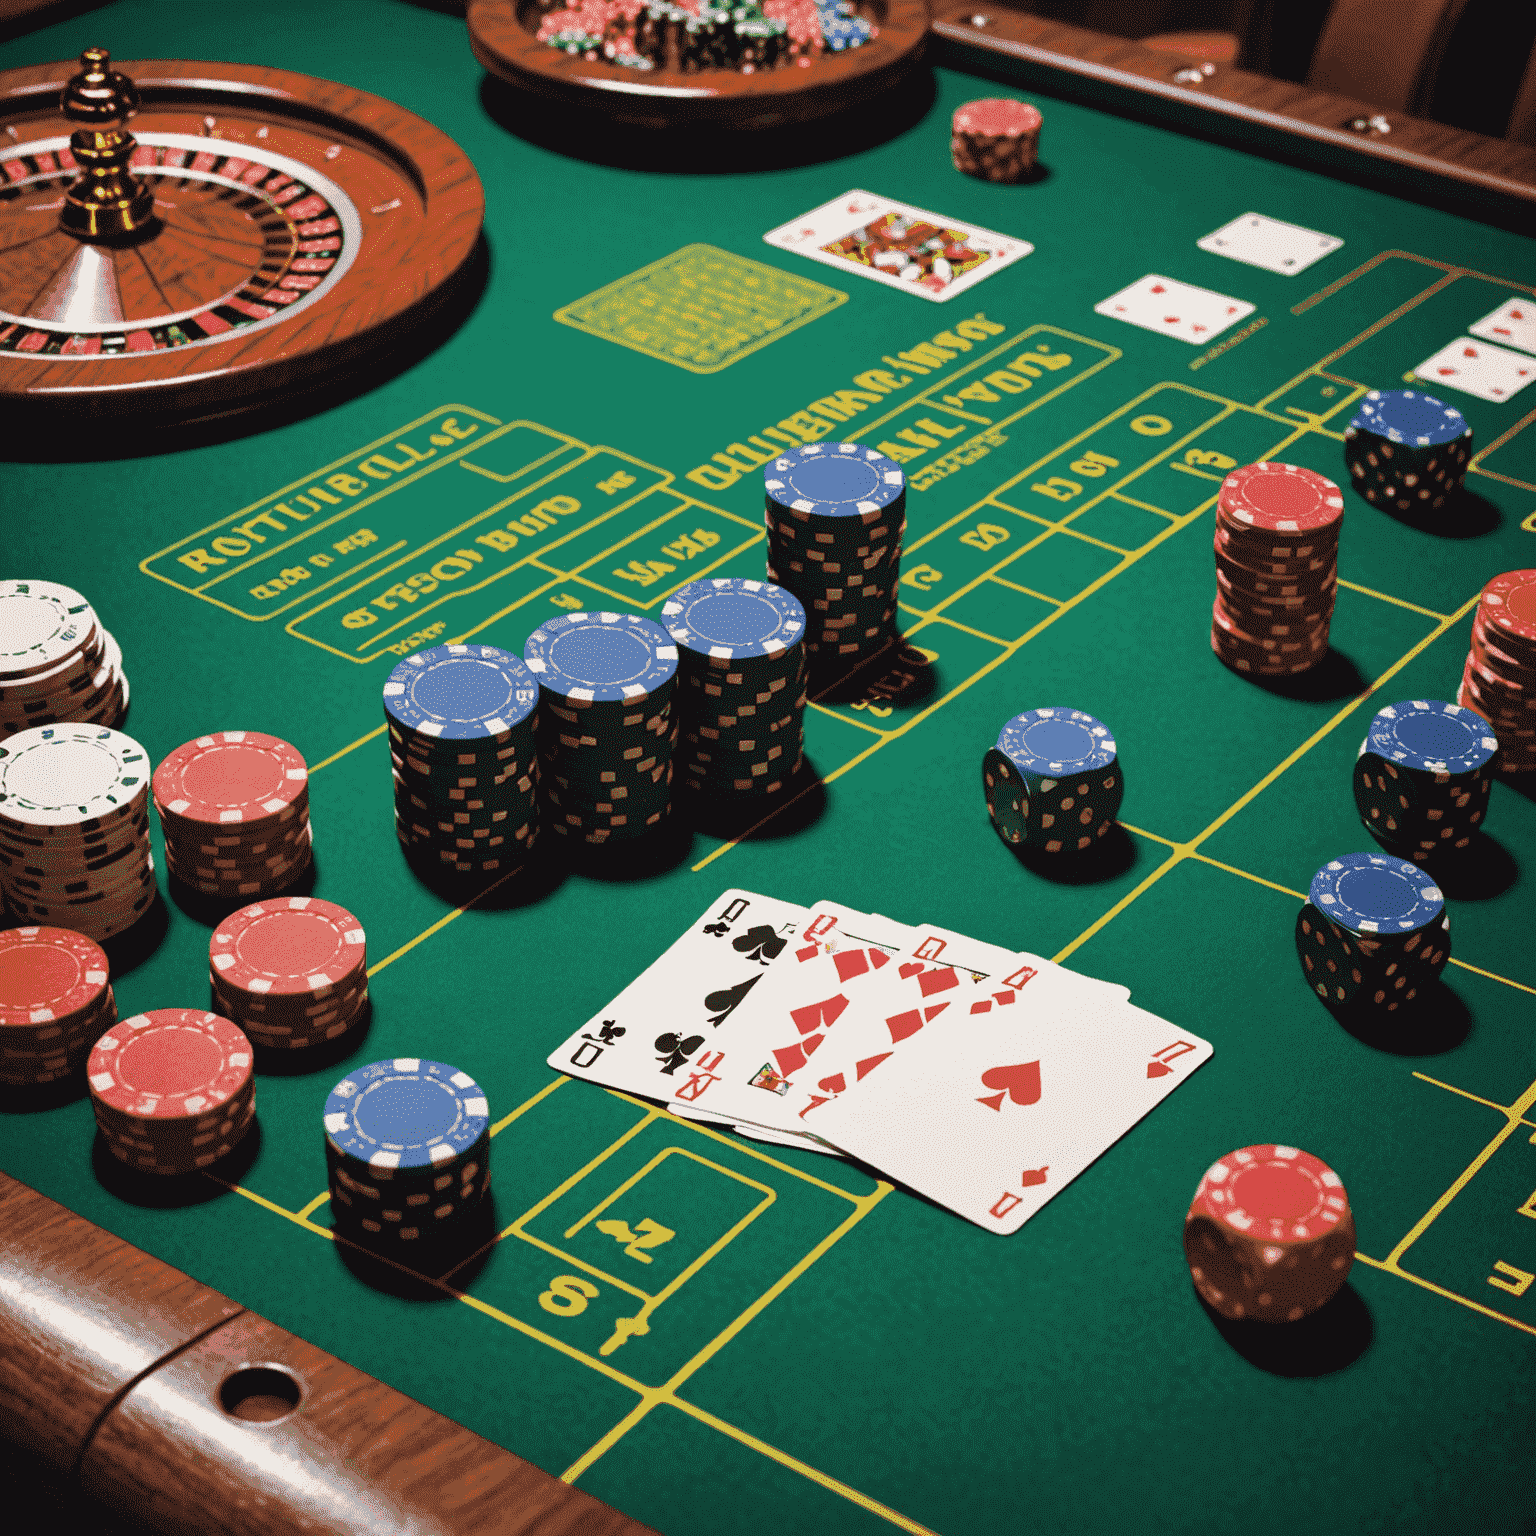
xmin=383 ymin=645 xmax=537 ymax=742
xmin=764 ymin=443 xmax=905 ymax=519
xmin=997 ymin=708 xmax=1117 ymax=775
xmin=1364 ymin=699 xmax=1498 ymax=776
xmin=324 ymin=1058 xmax=489 ymax=1173
xmin=1310 ymin=852 xmax=1444 ymax=935
xmin=661 ymin=579 xmax=806 ymax=661
xmin=523 ymin=611 xmax=678 ymax=704
xmin=1349 ymin=390 xmax=1467 ymax=448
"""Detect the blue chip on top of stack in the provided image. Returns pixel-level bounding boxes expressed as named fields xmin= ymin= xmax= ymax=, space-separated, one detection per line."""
xmin=764 ymin=443 xmax=905 ymax=681
xmin=1353 ymin=699 xmax=1498 ymax=863
xmin=1295 ymin=851 xmax=1450 ymax=1016
xmin=324 ymin=1057 xmax=491 ymax=1252
xmin=981 ymin=707 xmax=1124 ymax=854
xmin=383 ymin=644 xmax=539 ymax=879
xmin=663 ymin=577 xmax=808 ymax=800
xmin=523 ymin=611 xmax=678 ymax=843
xmin=1343 ymin=390 xmax=1471 ymax=515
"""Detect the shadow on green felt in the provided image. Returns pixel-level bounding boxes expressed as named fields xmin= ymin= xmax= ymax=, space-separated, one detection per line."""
xmin=89 ymin=1117 xmax=263 ymax=1209
xmin=1013 ymin=821 xmax=1140 ymax=886
xmin=1320 ymin=976 xmax=1474 ymax=1058
xmin=1237 ymin=646 xmax=1368 ymax=706
xmin=1371 ymin=487 xmax=1503 ymax=543
xmin=1193 ymin=1281 xmax=1373 ymax=1378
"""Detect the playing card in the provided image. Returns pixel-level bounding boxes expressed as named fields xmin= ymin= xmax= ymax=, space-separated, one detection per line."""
xmin=1196 ymin=212 xmax=1342 ymax=276
xmin=810 ymin=984 xmax=1213 ymax=1234
xmin=1094 ymin=274 xmax=1255 ymax=346
xmin=545 ymin=889 xmax=807 ymax=1109
xmin=807 ymin=900 xmax=916 ymax=955
xmin=1414 ymin=337 xmax=1536 ymax=402
xmin=1469 ymin=298 xmax=1536 ymax=356
xmin=764 ymin=189 xmax=1033 ymax=303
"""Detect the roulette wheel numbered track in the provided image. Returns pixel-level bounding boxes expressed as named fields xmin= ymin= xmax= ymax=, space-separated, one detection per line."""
xmin=0 ymin=54 xmax=484 ymax=427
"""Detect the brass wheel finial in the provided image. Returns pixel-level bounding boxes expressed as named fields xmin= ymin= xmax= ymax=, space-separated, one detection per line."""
xmin=59 ymin=48 xmax=155 ymax=240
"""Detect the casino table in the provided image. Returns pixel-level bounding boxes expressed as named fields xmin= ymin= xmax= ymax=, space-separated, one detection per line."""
xmin=2 ymin=1 xmax=1536 ymax=1533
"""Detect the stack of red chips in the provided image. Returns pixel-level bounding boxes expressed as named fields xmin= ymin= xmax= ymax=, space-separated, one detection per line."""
xmin=1460 ymin=569 xmax=1536 ymax=773
xmin=0 ymin=926 xmax=116 ymax=1087
xmin=1211 ymin=462 xmax=1344 ymax=677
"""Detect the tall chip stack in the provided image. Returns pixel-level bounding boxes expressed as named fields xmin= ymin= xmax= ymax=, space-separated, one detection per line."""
xmin=324 ymin=1057 xmax=492 ymax=1255
xmin=0 ymin=724 xmax=156 ymax=942
xmin=0 ymin=926 xmax=116 ymax=1087
xmin=0 ymin=579 xmax=129 ymax=740
xmin=1353 ymin=699 xmax=1498 ymax=863
xmin=764 ymin=442 xmax=905 ymax=683
xmin=154 ymin=731 xmax=312 ymax=900
xmin=1295 ymin=852 xmax=1450 ymax=1016
xmin=209 ymin=897 xmax=368 ymax=1052
xmin=1459 ymin=569 xmax=1536 ymax=774
xmin=523 ymin=612 xmax=679 ymax=843
xmin=1343 ymin=389 xmax=1472 ymax=516
xmin=385 ymin=644 xmax=540 ymax=879
xmin=982 ymin=707 xmax=1123 ymax=854
xmin=87 ymin=1008 xmax=256 ymax=1175
xmin=1211 ymin=462 xmax=1343 ymax=677
xmin=662 ymin=577 xmax=808 ymax=801
xmin=951 ymin=98 xmax=1043 ymax=184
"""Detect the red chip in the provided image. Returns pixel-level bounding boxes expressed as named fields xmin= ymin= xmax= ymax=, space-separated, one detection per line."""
xmin=1479 ymin=569 xmax=1536 ymax=650
xmin=0 ymin=925 xmax=109 ymax=1025
xmin=952 ymin=97 xmax=1042 ymax=137
xmin=209 ymin=896 xmax=367 ymax=998
xmin=153 ymin=731 xmax=308 ymax=827
xmin=1219 ymin=462 xmax=1345 ymax=535
xmin=88 ymin=1008 xmax=252 ymax=1119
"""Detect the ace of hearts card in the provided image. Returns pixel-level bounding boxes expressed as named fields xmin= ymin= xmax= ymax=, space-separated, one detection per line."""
xmin=764 ymin=190 xmax=1034 ymax=303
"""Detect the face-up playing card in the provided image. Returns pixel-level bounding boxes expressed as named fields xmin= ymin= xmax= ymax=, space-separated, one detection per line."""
xmin=545 ymin=889 xmax=807 ymax=1111
xmin=1196 ymin=212 xmax=1343 ymax=276
xmin=1414 ymin=336 xmax=1536 ymax=402
xmin=809 ymin=987 xmax=1213 ymax=1234
xmin=1094 ymin=274 xmax=1255 ymax=346
xmin=764 ymin=190 xmax=1033 ymax=303
xmin=1469 ymin=298 xmax=1536 ymax=356
xmin=806 ymin=900 xmax=916 ymax=956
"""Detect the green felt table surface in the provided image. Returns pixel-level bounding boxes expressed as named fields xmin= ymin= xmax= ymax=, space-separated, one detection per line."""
xmin=3 ymin=2 xmax=1536 ymax=1533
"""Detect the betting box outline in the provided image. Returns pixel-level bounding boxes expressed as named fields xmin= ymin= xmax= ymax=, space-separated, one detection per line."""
xmin=198 ymin=247 xmax=1536 ymax=1536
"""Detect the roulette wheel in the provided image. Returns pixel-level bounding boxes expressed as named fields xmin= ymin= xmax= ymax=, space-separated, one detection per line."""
xmin=0 ymin=49 xmax=483 ymax=427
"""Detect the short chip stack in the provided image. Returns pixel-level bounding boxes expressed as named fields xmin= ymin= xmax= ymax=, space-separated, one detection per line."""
xmin=1211 ymin=462 xmax=1343 ymax=677
xmin=384 ymin=644 xmax=539 ymax=879
xmin=1295 ymin=852 xmax=1450 ymax=1015
xmin=1184 ymin=1144 xmax=1355 ymax=1323
xmin=324 ymin=1057 xmax=491 ymax=1252
xmin=524 ymin=612 xmax=679 ymax=843
xmin=1459 ymin=569 xmax=1536 ymax=774
xmin=154 ymin=731 xmax=312 ymax=899
xmin=764 ymin=443 xmax=904 ymax=681
xmin=662 ymin=578 xmax=808 ymax=800
xmin=0 ymin=579 xmax=129 ymax=740
xmin=0 ymin=926 xmax=116 ymax=1087
xmin=209 ymin=896 xmax=368 ymax=1051
xmin=87 ymin=1008 xmax=256 ymax=1175
xmin=1343 ymin=389 xmax=1471 ymax=515
xmin=982 ymin=708 xmax=1123 ymax=853
xmin=951 ymin=97 xmax=1043 ymax=183
xmin=1354 ymin=699 xmax=1498 ymax=862
xmin=0 ymin=724 xmax=156 ymax=942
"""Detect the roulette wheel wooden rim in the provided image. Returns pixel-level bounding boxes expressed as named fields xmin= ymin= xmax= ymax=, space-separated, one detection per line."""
xmin=466 ymin=0 xmax=929 ymax=129
xmin=0 ymin=57 xmax=484 ymax=424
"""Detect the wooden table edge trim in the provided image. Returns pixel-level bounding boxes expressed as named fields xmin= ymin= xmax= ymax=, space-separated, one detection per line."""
xmin=0 ymin=1172 xmax=654 ymax=1536
xmin=930 ymin=6 xmax=1536 ymax=214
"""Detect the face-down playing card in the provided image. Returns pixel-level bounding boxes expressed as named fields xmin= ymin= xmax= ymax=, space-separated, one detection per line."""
xmin=545 ymin=888 xmax=808 ymax=1110
xmin=807 ymin=977 xmax=1213 ymax=1233
xmin=764 ymin=190 xmax=1033 ymax=303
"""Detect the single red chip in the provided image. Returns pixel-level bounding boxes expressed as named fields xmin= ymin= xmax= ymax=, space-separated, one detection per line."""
xmin=88 ymin=1009 xmax=252 ymax=1119
xmin=209 ymin=896 xmax=367 ymax=997
xmin=1219 ymin=462 xmax=1345 ymax=535
xmin=153 ymin=731 xmax=308 ymax=827
xmin=952 ymin=97 xmax=1042 ymax=137
xmin=0 ymin=925 xmax=109 ymax=1025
